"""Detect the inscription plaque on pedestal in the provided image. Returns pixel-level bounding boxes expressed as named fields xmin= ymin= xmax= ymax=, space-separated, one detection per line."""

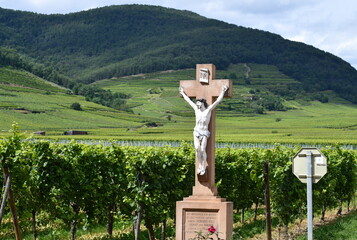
xmin=185 ymin=210 xmax=218 ymax=239
xmin=176 ymin=196 xmax=233 ymax=240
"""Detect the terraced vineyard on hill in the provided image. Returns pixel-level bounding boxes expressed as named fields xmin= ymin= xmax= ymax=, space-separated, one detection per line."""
xmin=2 ymin=63 xmax=356 ymax=145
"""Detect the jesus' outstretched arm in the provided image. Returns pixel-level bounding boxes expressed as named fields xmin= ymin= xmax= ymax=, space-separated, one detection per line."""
xmin=179 ymin=87 xmax=197 ymax=110
xmin=207 ymin=85 xmax=229 ymax=111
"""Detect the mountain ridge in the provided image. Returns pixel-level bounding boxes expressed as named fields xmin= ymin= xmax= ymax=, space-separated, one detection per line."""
xmin=0 ymin=5 xmax=357 ymax=103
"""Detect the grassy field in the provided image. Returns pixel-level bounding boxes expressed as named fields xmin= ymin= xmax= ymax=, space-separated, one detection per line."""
xmin=296 ymin=210 xmax=357 ymax=240
xmin=2 ymin=207 xmax=355 ymax=239
xmin=92 ymin=64 xmax=357 ymax=144
xmin=1 ymin=65 xmax=357 ymax=144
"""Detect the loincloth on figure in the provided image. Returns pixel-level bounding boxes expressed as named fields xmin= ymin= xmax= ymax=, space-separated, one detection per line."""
xmin=193 ymin=128 xmax=210 ymax=141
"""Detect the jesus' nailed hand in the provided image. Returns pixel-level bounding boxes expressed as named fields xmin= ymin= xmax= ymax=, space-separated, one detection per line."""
xmin=179 ymin=85 xmax=229 ymax=175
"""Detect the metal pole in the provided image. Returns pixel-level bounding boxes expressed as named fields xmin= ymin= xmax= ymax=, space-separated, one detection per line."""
xmin=264 ymin=161 xmax=272 ymax=240
xmin=306 ymin=151 xmax=313 ymax=240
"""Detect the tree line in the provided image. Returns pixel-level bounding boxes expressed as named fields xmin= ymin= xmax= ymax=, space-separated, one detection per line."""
xmin=1 ymin=125 xmax=356 ymax=239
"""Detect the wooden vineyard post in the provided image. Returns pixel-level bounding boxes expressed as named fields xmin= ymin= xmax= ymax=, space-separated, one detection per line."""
xmin=264 ymin=161 xmax=272 ymax=240
xmin=2 ymin=167 xmax=22 ymax=240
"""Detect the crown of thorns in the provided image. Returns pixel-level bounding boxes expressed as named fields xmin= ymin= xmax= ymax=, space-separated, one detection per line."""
xmin=196 ymin=98 xmax=208 ymax=108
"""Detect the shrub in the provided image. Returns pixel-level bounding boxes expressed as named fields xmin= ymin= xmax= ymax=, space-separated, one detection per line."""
xmin=70 ymin=102 xmax=82 ymax=111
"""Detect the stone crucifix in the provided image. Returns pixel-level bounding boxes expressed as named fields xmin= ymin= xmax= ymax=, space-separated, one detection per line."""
xmin=179 ymin=64 xmax=232 ymax=196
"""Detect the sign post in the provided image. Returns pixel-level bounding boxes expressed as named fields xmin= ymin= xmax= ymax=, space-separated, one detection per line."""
xmin=306 ymin=151 xmax=313 ymax=240
xmin=293 ymin=148 xmax=327 ymax=240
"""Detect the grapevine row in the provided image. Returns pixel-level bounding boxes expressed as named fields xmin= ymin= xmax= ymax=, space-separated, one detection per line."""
xmin=1 ymin=126 xmax=356 ymax=239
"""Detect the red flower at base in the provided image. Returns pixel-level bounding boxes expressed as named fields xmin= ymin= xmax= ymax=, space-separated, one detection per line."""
xmin=208 ymin=226 xmax=216 ymax=234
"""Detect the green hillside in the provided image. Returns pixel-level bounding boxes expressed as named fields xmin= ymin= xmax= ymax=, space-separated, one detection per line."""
xmin=0 ymin=67 xmax=65 ymax=93
xmin=0 ymin=5 xmax=357 ymax=103
xmin=93 ymin=64 xmax=357 ymax=144
xmin=0 ymin=5 xmax=357 ymax=144
xmin=2 ymin=63 xmax=356 ymax=145
xmin=0 ymin=67 xmax=152 ymax=137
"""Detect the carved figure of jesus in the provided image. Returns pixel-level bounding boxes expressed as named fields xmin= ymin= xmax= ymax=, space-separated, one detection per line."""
xmin=179 ymin=85 xmax=229 ymax=175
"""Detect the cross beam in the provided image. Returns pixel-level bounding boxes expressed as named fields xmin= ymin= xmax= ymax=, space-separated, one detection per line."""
xmin=180 ymin=64 xmax=232 ymax=196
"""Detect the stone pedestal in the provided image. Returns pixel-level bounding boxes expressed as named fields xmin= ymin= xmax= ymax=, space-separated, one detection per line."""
xmin=176 ymin=196 xmax=233 ymax=240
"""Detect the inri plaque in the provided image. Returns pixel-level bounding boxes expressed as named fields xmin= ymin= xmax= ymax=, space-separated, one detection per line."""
xmin=199 ymin=68 xmax=209 ymax=83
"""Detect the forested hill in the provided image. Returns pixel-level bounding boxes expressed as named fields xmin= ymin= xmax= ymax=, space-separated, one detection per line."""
xmin=1 ymin=4 xmax=357 ymax=103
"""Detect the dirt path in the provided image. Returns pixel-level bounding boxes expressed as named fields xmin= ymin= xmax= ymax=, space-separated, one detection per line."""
xmin=243 ymin=63 xmax=251 ymax=79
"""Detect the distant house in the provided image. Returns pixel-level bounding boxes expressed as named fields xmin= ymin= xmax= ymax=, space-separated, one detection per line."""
xmin=242 ymin=94 xmax=258 ymax=101
xmin=64 ymin=130 xmax=88 ymax=135
xmin=34 ymin=131 xmax=46 ymax=136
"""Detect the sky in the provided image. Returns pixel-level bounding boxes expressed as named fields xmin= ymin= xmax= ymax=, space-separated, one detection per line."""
xmin=0 ymin=0 xmax=356 ymax=70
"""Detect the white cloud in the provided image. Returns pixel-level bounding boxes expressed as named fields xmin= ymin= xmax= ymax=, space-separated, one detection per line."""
xmin=28 ymin=0 xmax=54 ymax=6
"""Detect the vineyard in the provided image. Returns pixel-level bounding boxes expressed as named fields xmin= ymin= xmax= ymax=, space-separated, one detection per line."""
xmin=2 ymin=65 xmax=357 ymax=145
xmin=1 ymin=125 xmax=356 ymax=239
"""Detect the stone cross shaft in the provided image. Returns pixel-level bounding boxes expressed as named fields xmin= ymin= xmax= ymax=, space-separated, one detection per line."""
xmin=180 ymin=64 xmax=232 ymax=196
